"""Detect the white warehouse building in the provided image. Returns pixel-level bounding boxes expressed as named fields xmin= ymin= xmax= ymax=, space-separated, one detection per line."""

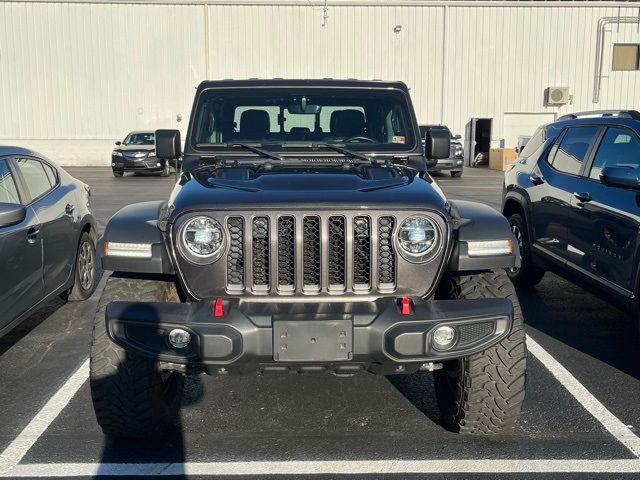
xmin=1 ymin=0 xmax=640 ymax=166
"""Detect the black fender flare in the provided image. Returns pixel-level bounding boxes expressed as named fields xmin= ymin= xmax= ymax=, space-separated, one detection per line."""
xmin=447 ymin=200 xmax=521 ymax=272
xmin=99 ymin=201 xmax=174 ymax=274
xmin=502 ymin=189 xmax=534 ymax=246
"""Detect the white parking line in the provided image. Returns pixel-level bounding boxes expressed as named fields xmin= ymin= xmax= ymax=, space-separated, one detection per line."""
xmin=526 ymin=334 xmax=640 ymax=458
xmin=2 ymin=459 xmax=640 ymax=477
xmin=1 ymin=326 xmax=640 ymax=476
xmin=0 ymin=359 xmax=89 ymax=475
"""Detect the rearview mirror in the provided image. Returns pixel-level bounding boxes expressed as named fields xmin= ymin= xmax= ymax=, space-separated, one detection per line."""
xmin=0 ymin=203 xmax=27 ymax=228
xmin=424 ymin=126 xmax=451 ymax=160
xmin=115 ymin=141 xmax=121 ymax=146
xmin=155 ymin=129 xmax=182 ymax=160
xmin=600 ymin=166 xmax=640 ymax=189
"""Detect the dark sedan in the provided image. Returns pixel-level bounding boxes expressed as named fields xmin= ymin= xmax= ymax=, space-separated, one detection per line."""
xmin=0 ymin=146 xmax=98 ymax=337
xmin=111 ymin=131 xmax=172 ymax=177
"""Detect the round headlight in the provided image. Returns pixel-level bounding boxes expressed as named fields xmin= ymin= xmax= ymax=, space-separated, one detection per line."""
xmin=180 ymin=216 xmax=225 ymax=264
xmin=397 ymin=216 xmax=438 ymax=257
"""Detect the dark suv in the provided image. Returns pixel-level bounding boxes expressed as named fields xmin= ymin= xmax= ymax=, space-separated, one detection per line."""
xmin=502 ymin=110 xmax=640 ymax=330
xmin=91 ymin=79 xmax=526 ymax=438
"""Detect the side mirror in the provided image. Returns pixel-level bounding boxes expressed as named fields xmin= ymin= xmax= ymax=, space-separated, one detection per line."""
xmin=0 ymin=203 xmax=26 ymax=228
xmin=115 ymin=141 xmax=121 ymax=146
xmin=454 ymin=134 xmax=462 ymax=140
xmin=155 ymin=129 xmax=182 ymax=160
xmin=424 ymin=127 xmax=451 ymax=160
xmin=600 ymin=166 xmax=640 ymax=189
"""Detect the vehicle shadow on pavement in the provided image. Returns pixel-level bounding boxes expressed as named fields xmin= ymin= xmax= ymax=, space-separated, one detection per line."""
xmin=0 ymin=299 xmax=66 ymax=357
xmin=518 ymin=274 xmax=640 ymax=380
xmin=386 ymin=372 xmax=442 ymax=426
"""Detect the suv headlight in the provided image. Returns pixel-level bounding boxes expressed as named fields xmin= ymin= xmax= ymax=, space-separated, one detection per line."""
xmin=397 ymin=215 xmax=439 ymax=260
xmin=454 ymin=145 xmax=464 ymax=157
xmin=179 ymin=216 xmax=225 ymax=265
xmin=112 ymin=151 xmax=123 ymax=157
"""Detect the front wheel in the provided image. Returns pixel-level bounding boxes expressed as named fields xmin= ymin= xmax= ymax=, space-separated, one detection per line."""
xmin=434 ymin=271 xmax=527 ymax=435
xmin=112 ymin=170 xmax=123 ymax=178
xmin=90 ymin=275 xmax=184 ymax=438
xmin=450 ymin=170 xmax=463 ymax=177
xmin=67 ymin=232 xmax=97 ymax=301
xmin=507 ymin=213 xmax=545 ymax=287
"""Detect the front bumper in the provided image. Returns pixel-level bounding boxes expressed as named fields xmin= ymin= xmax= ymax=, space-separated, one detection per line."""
xmin=106 ymin=297 xmax=513 ymax=375
xmin=112 ymin=156 xmax=164 ymax=172
xmin=428 ymin=157 xmax=464 ymax=172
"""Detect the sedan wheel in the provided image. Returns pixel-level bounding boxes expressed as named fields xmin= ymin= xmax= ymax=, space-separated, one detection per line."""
xmin=67 ymin=232 xmax=97 ymax=301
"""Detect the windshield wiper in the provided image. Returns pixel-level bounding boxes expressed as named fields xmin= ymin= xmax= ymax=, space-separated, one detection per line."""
xmin=224 ymin=143 xmax=283 ymax=161
xmin=312 ymin=143 xmax=374 ymax=163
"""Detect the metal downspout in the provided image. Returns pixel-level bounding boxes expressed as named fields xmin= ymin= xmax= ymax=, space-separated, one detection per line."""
xmin=593 ymin=13 xmax=640 ymax=104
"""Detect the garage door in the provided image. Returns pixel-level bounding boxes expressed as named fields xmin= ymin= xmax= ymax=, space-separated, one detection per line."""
xmin=503 ymin=113 xmax=557 ymax=149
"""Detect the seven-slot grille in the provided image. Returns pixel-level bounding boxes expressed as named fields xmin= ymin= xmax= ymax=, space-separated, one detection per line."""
xmin=225 ymin=214 xmax=397 ymax=294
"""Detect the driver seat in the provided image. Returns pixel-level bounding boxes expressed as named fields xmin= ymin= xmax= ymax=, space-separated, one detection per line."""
xmin=331 ymin=110 xmax=366 ymax=138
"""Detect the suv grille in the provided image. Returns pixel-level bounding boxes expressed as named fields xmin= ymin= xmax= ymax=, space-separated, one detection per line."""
xmin=225 ymin=214 xmax=398 ymax=294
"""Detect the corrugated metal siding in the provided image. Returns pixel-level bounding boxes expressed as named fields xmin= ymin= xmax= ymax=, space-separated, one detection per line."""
xmin=0 ymin=1 xmax=205 ymax=139
xmin=1 ymin=1 xmax=639 ymax=164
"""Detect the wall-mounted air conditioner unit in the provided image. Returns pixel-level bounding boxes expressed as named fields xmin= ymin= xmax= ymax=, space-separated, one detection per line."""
xmin=545 ymin=87 xmax=570 ymax=106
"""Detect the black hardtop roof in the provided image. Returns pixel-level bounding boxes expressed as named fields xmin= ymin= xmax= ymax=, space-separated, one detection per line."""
xmin=196 ymin=78 xmax=410 ymax=92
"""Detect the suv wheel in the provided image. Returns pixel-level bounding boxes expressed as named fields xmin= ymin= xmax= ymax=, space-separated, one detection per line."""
xmin=507 ymin=213 xmax=545 ymax=287
xmin=450 ymin=170 xmax=462 ymax=177
xmin=434 ymin=271 xmax=527 ymax=435
xmin=113 ymin=170 xmax=123 ymax=178
xmin=66 ymin=232 xmax=97 ymax=301
xmin=90 ymin=275 xmax=184 ymax=438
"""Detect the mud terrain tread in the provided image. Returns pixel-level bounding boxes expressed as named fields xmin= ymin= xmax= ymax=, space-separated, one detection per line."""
xmin=90 ymin=275 xmax=183 ymax=437
xmin=435 ymin=270 xmax=527 ymax=435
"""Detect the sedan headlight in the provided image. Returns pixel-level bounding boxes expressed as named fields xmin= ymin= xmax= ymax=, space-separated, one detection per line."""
xmin=112 ymin=151 xmax=123 ymax=157
xmin=179 ymin=216 xmax=225 ymax=265
xmin=397 ymin=215 xmax=439 ymax=260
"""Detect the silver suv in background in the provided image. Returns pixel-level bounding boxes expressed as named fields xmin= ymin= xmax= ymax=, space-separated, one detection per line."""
xmin=420 ymin=125 xmax=464 ymax=177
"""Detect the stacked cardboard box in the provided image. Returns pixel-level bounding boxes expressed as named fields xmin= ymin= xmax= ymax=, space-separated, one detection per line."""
xmin=489 ymin=148 xmax=518 ymax=171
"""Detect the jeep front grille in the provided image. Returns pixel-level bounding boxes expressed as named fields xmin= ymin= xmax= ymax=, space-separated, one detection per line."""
xmin=225 ymin=213 xmax=397 ymax=294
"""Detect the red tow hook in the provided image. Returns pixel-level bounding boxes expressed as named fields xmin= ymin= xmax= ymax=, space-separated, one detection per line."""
xmin=400 ymin=296 xmax=412 ymax=315
xmin=213 ymin=297 xmax=224 ymax=317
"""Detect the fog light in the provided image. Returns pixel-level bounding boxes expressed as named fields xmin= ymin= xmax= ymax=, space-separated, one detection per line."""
xmin=168 ymin=329 xmax=191 ymax=349
xmin=432 ymin=325 xmax=456 ymax=349
xmin=457 ymin=160 xmax=463 ymax=165
xmin=157 ymin=162 xmax=161 ymax=167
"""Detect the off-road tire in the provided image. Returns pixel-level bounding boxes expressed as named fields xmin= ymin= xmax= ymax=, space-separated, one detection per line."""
xmin=450 ymin=170 xmax=463 ymax=177
xmin=113 ymin=170 xmax=123 ymax=177
xmin=90 ymin=275 xmax=184 ymax=438
xmin=67 ymin=232 xmax=97 ymax=301
xmin=507 ymin=213 xmax=545 ymax=287
xmin=434 ymin=270 xmax=527 ymax=435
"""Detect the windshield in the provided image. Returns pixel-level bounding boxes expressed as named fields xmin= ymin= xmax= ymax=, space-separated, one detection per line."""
xmin=123 ymin=132 xmax=154 ymax=146
xmin=191 ymin=88 xmax=416 ymax=152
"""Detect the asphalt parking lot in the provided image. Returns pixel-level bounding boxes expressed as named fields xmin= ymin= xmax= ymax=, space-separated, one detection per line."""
xmin=1 ymin=167 xmax=640 ymax=479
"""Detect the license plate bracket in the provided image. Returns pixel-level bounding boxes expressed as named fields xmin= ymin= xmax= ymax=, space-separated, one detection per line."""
xmin=273 ymin=319 xmax=353 ymax=362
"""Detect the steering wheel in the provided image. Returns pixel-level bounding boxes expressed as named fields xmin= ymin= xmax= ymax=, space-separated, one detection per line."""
xmin=344 ymin=136 xmax=376 ymax=144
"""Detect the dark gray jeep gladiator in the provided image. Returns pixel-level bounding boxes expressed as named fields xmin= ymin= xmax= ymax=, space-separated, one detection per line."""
xmin=91 ymin=79 xmax=526 ymax=438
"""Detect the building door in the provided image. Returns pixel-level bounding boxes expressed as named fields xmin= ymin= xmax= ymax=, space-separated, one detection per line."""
xmin=465 ymin=118 xmax=492 ymax=167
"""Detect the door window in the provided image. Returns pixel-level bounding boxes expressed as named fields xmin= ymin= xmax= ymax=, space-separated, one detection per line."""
xmin=15 ymin=158 xmax=54 ymax=200
xmin=589 ymin=127 xmax=640 ymax=180
xmin=549 ymin=126 xmax=600 ymax=175
xmin=0 ymin=159 xmax=21 ymax=204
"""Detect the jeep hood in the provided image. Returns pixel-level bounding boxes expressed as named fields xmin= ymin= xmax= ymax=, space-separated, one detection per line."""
xmin=168 ymin=165 xmax=447 ymax=216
